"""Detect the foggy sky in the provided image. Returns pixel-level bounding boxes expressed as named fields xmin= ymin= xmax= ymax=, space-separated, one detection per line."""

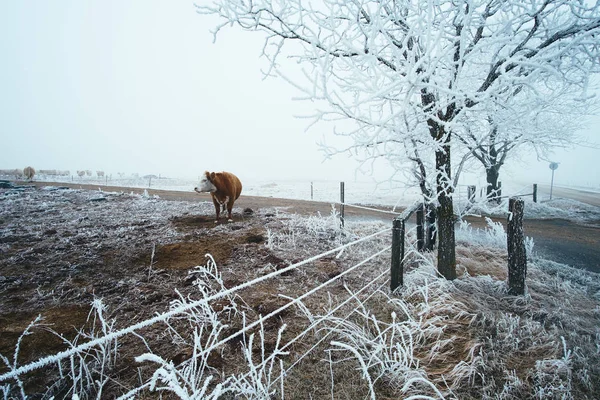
xmin=1 ymin=1 xmax=598 ymax=188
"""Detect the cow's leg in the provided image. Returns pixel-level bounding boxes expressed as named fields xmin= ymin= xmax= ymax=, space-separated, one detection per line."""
xmin=227 ymin=198 xmax=235 ymax=222
xmin=212 ymin=197 xmax=221 ymax=223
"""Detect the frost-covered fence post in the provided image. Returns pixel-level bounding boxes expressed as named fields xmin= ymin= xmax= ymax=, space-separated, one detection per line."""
xmin=148 ymin=176 xmax=152 ymax=188
xmin=339 ymin=181 xmax=345 ymax=228
xmin=507 ymin=197 xmax=527 ymax=295
xmin=468 ymin=185 xmax=476 ymax=203
xmin=390 ymin=217 xmax=404 ymax=292
xmin=532 ymin=184 xmax=538 ymax=203
xmin=416 ymin=204 xmax=424 ymax=251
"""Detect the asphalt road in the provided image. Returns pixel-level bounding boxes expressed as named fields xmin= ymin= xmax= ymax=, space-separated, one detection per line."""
xmin=537 ymin=184 xmax=600 ymax=207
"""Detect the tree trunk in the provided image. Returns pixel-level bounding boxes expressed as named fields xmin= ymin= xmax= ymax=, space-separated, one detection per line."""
xmin=435 ymin=140 xmax=457 ymax=280
xmin=486 ymin=166 xmax=500 ymax=202
xmin=422 ymin=88 xmax=456 ymax=280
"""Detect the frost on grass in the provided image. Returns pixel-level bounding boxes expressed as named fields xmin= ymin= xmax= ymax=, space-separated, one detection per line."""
xmin=319 ymin=220 xmax=600 ymax=399
xmin=2 ymin=186 xmax=599 ymax=399
xmin=460 ymin=195 xmax=600 ymax=223
xmin=0 ymin=300 xmax=119 ymax=399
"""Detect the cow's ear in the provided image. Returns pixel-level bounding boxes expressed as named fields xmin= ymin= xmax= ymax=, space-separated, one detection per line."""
xmin=210 ymin=172 xmax=216 ymax=181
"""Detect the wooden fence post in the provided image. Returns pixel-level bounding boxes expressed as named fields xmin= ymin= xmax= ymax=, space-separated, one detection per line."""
xmin=391 ymin=218 xmax=405 ymax=292
xmin=416 ymin=204 xmax=424 ymax=251
xmin=532 ymin=184 xmax=537 ymax=203
xmin=340 ymin=182 xmax=345 ymax=228
xmin=507 ymin=197 xmax=527 ymax=295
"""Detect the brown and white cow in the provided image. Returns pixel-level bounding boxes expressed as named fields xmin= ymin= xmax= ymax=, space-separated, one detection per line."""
xmin=194 ymin=171 xmax=242 ymax=223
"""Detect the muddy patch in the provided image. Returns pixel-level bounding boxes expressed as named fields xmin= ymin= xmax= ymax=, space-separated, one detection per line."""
xmin=170 ymin=213 xmax=253 ymax=231
xmin=0 ymin=305 xmax=92 ymax=377
xmin=154 ymin=240 xmax=233 ymax=269
xmin=150 ymin=229 xmax=268 ymax=270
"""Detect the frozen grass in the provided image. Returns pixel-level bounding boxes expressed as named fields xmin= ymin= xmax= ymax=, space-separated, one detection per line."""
xmin=459 ymin=195 xmax=600 ymax=223
xmin=300 ymin=216 xmax=600 ymax=399
xmin=1 ymin=187 xmax=599 ymax=399
xmin=0 ymin=300 xmax=119 ymax=399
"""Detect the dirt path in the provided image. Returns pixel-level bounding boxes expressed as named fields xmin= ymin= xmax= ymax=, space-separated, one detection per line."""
xmin=27 ymin=181 xmax=600 ymax=273
xmin=26 ymin=181 xmax=402 ymax=222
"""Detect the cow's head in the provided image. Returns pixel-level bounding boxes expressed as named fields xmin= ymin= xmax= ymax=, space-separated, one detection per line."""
xmin=194 ymin=171 xmax=217 ymax=193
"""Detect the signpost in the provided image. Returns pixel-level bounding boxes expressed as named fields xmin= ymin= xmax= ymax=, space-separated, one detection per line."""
xmin=549 ymin=162 xmax=559 ymax=200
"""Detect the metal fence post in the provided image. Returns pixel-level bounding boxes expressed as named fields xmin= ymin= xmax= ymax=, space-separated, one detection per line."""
xmin=391 ymin=218 xmax=405 ymax=292
xmin=532 ymin=184 xmax=537 ymax=203
xmin=507 ymin=197 xmax=527 ymax=295
xmin=340 ymin=181 xmax=345 ymax=228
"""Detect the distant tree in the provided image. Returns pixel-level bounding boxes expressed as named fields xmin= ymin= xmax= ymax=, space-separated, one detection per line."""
xmin=458 ymin=84 xmax=594 ymax=201
xmin=465 ymin=119 xmax=513 ymax=201
xmin=201 ymin=0 xmax=600 ymax=280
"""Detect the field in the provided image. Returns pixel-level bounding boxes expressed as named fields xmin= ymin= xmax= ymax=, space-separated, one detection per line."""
xmin=1 ymin=182 xmax=600 ymax=399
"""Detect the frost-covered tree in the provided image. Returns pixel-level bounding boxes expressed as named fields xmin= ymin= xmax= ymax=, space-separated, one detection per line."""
xmin=199 ymin=0 xmax=600 ymax=280
xmin=465 ymin=119 xmax=514 ymax=201
xmin=458 ymin=83 xmax=594 ymax=202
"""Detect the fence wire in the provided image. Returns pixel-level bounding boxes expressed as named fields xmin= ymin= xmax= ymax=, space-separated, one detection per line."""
xmin=0 ymin=227 xmax=391 ymax=383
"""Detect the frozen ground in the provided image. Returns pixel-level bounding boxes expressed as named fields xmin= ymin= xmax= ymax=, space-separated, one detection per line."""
xmin=32 ymin=174 xmax=421 ymax=207
xmin=1 ymin=180 xmax=600 ymax=399
xmin=27 ymin=174 xmax=549 ymax=204
xmin=30 ymin=174 xmax=600 ymax=214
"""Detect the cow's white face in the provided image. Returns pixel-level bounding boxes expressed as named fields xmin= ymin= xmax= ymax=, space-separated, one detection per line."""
xmin=194 ymin=175 xmax=216 ymax=193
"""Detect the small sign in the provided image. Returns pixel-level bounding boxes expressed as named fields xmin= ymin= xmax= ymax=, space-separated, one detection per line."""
xmin=549 ymin=162 xmax=559 ymax=170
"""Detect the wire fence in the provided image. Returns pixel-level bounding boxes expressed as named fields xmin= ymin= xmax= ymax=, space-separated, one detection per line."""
xmin=0 ymin=227 xmax=392 ymax=385
xmin=114 ymin=246 xmax=396 ymax=400
xmin=1 ymin=179 xmax=532 ymax=398
xmin=0 ymin=219 xmax=429 ymax=399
